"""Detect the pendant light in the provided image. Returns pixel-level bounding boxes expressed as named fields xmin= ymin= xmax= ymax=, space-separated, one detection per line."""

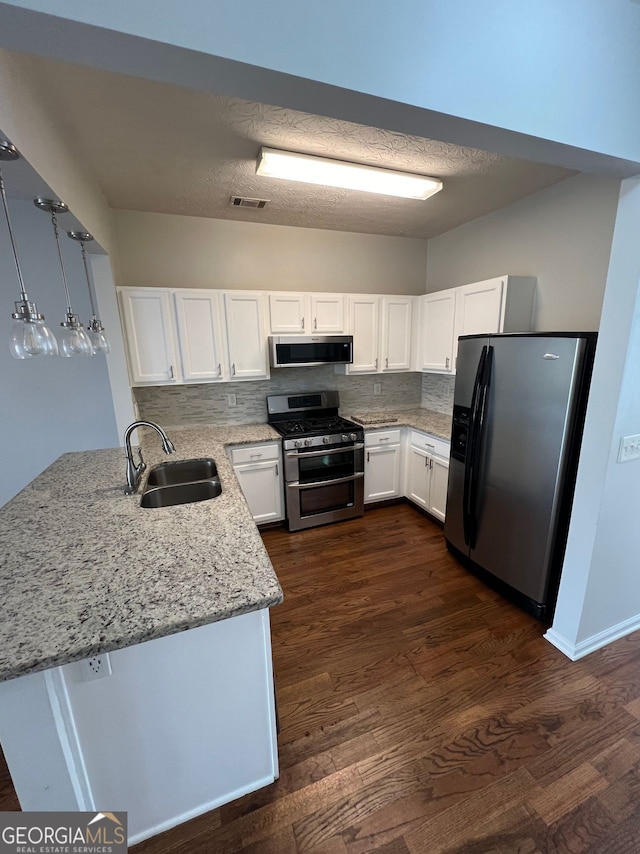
xmin=0 ymin=140 xmax=58 ymax=358
xmin=34 ymin=198 xmax=93 ymax=357
xmin=67 ymin=231 xmax=111 ymax=354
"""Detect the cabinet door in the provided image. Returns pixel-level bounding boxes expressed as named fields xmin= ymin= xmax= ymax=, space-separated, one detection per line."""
xmin=269 ymin=293 xmax=307 ymax=334
xmin=365 ymin=445 xmax=401 ymax=502
xmin=119 ymin=288 xmax=178 ymax=385
xmin=427 ymin=456 xmax=449 ymax=522
xmin=381 ymin=296 xmax=412 ymax=371
xmin=348 ymin=296 xmax=379 ymax=373
xmin=224 ymin=293 xmax=269 ymax=380
xmin=419 ymin=291 xmax=456 ymax=372
xmin=174 ymin=290 xmax=226 ymax=382
xmin=455 ymin=278 xmax=504 ymax=337
xmin=310 ymin=295 xmax=345 ymax=333
xmin=405 ymin=444 xmax=430 ymax=509
xmin=235 ymin=460 xmax=283 ymax=523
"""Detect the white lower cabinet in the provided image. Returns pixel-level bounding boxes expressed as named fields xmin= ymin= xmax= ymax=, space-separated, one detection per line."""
xmin=364 ymin=429 xmax=402 ymax=503
xmin=404 ymin=430 xmax=450 ymax=522
xmin=229 ymin=442 xmax=284 ymax=524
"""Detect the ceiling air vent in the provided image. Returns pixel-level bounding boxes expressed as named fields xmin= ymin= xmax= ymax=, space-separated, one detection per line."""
xmin=230 ymin=196 xmax=269 ymax=209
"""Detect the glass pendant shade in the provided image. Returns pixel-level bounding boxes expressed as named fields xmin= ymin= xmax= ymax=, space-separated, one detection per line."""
xmin=59 ymin=315 xmax=93 ymax=357
xmin=88 ymin=323 xmax=111 ymax=354
xmin=10 ymin=316 xmax=58 ymax=358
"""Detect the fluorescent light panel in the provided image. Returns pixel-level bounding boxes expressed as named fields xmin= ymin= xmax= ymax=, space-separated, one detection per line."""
xmin=256 ymin=147 xmax=442 ymax=200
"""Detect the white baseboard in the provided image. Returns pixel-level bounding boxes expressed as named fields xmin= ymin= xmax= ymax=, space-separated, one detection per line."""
xmin=127 ymin=773 xmax=276 ymax=846
xmin=545 ymin=613 xmax=640 ymax=660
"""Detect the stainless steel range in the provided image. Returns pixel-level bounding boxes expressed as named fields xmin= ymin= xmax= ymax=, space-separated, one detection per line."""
xmin=267 ymin=391 xmax=365 ymax=532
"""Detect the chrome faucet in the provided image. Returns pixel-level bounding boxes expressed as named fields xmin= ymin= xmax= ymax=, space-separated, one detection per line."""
xmin=123 ymin=420 xmax=176 ymax=494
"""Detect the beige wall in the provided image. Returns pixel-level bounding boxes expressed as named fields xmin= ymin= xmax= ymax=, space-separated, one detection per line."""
xmin=114 ymin=209 xmax=428 ymax=294
xmin=426 ymin=174 xmax=621 ymax=331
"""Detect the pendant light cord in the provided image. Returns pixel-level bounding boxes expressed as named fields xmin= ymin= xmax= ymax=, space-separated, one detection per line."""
xmin=50 ymin=211 xmax=73 ymax=314
xmin=79 ymin=239 xmax=99 ymax=318
xmin=0 ymin=167 xmax=28 ymax=300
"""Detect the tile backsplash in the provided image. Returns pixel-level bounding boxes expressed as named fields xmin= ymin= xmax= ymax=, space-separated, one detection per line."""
xmin=421 ymin=373 xmax=455 ymax=415
xmin=134 ymin=367 xmax=423 ymax=426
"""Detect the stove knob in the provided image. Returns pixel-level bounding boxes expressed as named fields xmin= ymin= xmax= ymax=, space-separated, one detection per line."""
xmin=294 ymin=440 xmax=302 ymax=448
xmin=323 ymin=436 xmax=331 ymax=444
xmin=304 ymin=438 xmax=313 ymax=446
xmin=341 ymin=434 xmax=349 ymax=442
xmin=349 ymin=432 xmax=358 ymax=441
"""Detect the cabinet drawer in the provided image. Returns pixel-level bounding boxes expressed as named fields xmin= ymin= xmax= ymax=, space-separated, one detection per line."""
xmin=230 ymin=443 xmax=280 ymax=464
xmin=365 ymin=429 xmax=402 ymax=447
xmin=409 ymin=430 xmax=450 ymax=459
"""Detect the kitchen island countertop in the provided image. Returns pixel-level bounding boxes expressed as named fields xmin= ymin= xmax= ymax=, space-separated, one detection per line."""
xmin=0 ymin=424 xmax=283 ymax=683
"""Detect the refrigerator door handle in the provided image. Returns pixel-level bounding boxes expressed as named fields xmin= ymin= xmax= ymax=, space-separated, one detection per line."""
xmin=463 ymin=345 xmax=494 ymax=549
xmin=463 ymin=346 xmax=487 ymax=546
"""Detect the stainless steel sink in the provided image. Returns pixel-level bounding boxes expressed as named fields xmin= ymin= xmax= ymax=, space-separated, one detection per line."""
xmin=141 ymin=457 xmax=222 ymax=508
xmin=147 ymin=458 xmax=218 ymax=487
xmin=140 ymin=478 xmax=222 ymax=508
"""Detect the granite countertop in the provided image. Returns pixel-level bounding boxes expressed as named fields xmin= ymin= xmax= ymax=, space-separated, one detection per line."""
xmin=346 ymin=407 xmax=452 ymax=441
xmin=0 ymin=424 xmax=283 ymax=683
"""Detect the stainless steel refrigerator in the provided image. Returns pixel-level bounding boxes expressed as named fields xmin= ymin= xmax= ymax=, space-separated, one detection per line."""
xmin=444 ymin=332 xmax=597 ymax=620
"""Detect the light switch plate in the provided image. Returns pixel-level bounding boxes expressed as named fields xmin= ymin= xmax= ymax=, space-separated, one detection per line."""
xmin=226 ymin=394 xmax=237 ymax=407
xmin=618 ymin=434 xmax=640 ymax=463
xmin=373 ymin=382 xmax=382 ymax=396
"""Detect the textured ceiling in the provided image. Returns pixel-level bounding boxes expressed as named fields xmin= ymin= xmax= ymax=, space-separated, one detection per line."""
xmin=24 ymin=56 xmax=576 ymax=240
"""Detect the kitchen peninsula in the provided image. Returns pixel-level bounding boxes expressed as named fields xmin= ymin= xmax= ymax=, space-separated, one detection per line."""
xmin=0 ymin=424 xmax=283 ymax=845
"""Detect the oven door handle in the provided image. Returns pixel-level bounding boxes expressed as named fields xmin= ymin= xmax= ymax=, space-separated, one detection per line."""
xmin=285 ymin=443 xmax=364 ymax=459
xmin=287 ymin=472 xmax=365 ymax=490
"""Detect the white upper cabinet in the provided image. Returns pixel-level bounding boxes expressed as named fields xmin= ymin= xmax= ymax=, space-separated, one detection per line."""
xmin=268 ymin=293 xmax=345 ymax=334
xmin=347 ymin=296 xmax=379 ymax=373
xmin=268 ymin=293 xmax=306 ymax=334
xmin=345 ymin=294 xmax=413 ymax=374
xmin=419 ymin=276 xmax=536 ymax=374
xmin=419 ymin=290 xmax=457 ymax=372
xmin=380 ymin=296 xmax=413 ymax=371
xmin=174 ymin=290 xmax=226 ymax=382
xmin=119 ymin=288 xmax=179 ymax=385
xmin=224 ymin=292 xmax=269 ymax=380
xmin=309 ymin=294 xmax=345 ymax=333
xmin=454 ymin=277 xmax=505 ymax=339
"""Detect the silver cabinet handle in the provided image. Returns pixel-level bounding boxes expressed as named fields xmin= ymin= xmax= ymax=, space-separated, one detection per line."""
xmin=430 ymin=458 xmax=433 ymax=470
xmin=169 ymin=365 xmax=174 ymax=379
xmin=288 ymin=472 xmax=364 ymax=490
xmin=386 ymin=357 xmax=389 ymax=368
xmin=445 ymin=356 xmax=450 ymax=369
xmin=375 ymin=357 xmax=378 ymax=369
xmin=217 ymin=363 xmax=221 ymax=375
xmin=286 ymin=442 xmax=364 ymax=459
xmin=367 ymin=451 xmax=370 ymax=463
xmin=275 ymin=463 xmax=278 ymax=476
xmin=379 ymin=436 xmax=390 ymax=442
xmin=314 ymin=317 xmax=317 ymax=329
xmin=301 ymin=316 xmax=304 ymax=329
xmin=424 ymin=455 xmax=428 ymax=467
xmin=250 ymin=453 xmax=263 ymax=458
xmin=232 ymin=363 xmax=236 ymax=375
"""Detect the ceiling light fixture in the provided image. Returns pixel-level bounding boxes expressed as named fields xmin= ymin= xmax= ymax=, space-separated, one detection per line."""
xmin=67 ymin=231 xmax=111 ymax=354
xmin=256 ymin=147 xmax=443 ymax=200
xmin=34 ymin=198 xmax=93 ymax=357
xmin=1 ymin=140 xmax=58 ymax=359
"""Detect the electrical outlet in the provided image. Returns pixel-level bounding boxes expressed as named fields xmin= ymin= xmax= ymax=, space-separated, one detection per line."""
xmin=226 ymin=393 xmax=237 ymax=407
xmin=618 ymin=434 xmax=640 ymax=463
xmin=373 ymin=382 xmax=382 ymax=396
xmin=82 ymin=653 xmax=112 ymax=681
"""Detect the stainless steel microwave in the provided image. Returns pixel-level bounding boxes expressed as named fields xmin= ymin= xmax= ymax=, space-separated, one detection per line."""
xmin=268 ymin=335 xmax=353 ymax=368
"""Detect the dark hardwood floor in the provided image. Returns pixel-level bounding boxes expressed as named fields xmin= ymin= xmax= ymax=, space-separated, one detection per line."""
xmin=4 ymin=503 xmax=640 ymax=852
